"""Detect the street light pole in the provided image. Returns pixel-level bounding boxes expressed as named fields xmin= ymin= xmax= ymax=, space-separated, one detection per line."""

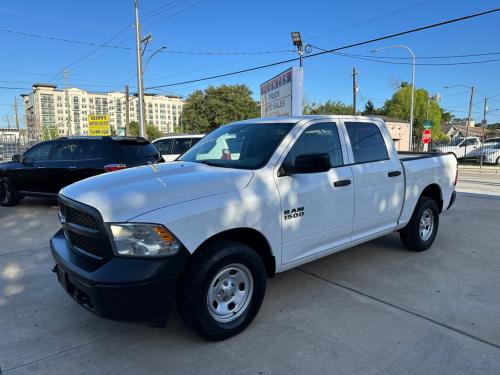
xmin=372 ymin=45 xmax=415 ymax=151
xmin=134 ymin=0 xmax=146 ymax=138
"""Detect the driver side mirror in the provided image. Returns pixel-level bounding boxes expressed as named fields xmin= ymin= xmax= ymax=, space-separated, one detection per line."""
xmin=278 ymin=153 xmax=331 ymax=177
xmin=11 ymin=154 xmax=21 ymax=162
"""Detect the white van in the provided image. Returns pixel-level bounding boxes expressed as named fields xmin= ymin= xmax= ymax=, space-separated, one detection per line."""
xmin=152 ymin=134 xmax=205 ymax=161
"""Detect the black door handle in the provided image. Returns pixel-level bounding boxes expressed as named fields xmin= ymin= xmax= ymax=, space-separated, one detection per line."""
xmin=388 ymin=171 xmax=402 ymax=177
xmin=334 ymin=179 xmax=351 ymax=187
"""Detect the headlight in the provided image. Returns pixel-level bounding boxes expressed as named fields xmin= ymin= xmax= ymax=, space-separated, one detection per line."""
xmin=109 ymin=223 xmax=181 ymax=257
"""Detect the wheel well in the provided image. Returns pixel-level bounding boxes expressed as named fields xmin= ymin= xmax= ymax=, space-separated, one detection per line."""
xmin=420 ymin=184 xmax=443 ymax=213
xmin=194 ymin=228 xmax=276 ymax=277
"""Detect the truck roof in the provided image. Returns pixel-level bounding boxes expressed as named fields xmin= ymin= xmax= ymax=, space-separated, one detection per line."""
xmin=232 ymin=115 xmax=386 ymax=125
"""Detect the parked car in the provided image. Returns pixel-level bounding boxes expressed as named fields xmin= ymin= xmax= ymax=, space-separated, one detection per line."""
xmin=152 ymin=134 xmax=205 ymax=161
xmin=477 ymin=142 xmax=500 ymax=164
xmin=0 ymin=136 xmax=162 ymax=206
xmin=51 ymin=116 xmax=457 ymax=340
xmin=432 ymin=136 xmax=481 ymax=159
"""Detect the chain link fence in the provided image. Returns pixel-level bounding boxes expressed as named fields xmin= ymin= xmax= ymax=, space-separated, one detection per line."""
xmin=0 ymin=135 xmax=38 ymax=163
xmin=429 ymin=137 xmax=500 ymax=166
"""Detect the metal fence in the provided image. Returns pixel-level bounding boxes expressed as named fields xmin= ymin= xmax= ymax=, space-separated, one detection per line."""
xmin=0 ymin=135 xmax=37 ymax=163
xmin=429 ymin=138 xmax=500 ymax=166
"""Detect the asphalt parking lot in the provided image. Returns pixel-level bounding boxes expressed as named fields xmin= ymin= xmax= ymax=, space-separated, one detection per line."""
xmin=1 ymin=170 xmax=500 ymax=374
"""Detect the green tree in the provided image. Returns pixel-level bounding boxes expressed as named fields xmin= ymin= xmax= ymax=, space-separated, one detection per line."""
xmin=383 ymin=86 xmax=446 ymax=140
xmin=182 ymin=84 xmax=260 ymax=133
xmin=304 ymin=100 xmax=353 ymax=115
xmin=128 ymin=121 xmax=164 ymax=140
xmin=362 ymin=100 xmax=385 ymax=116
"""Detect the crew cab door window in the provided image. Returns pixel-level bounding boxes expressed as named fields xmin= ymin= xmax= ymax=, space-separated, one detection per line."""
xmin=276 ymin=122 xmax=354 ymax=264
xmin=344 ymin=121 xmax=404 ymax=239
xmin=172 ymin=138 xmax=193 ymax=155
xmin=345 ymin=122 xmax=388 ymax=163
xmin=155 ymin=139 xmax=173 ymax=155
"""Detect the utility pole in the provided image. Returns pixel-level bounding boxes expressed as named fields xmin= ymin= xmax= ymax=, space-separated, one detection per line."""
xmin=483 ymin=97 xmax=488 ymax=126
xmin=125 ymin=85 xmax=130 ymax=136
xmin=464 ymin=86 xmax=475 ymax=160
xmin=134 ymin=0 xmax=146 ymax=138
xmin=13 ymin=97 xmax=20 ymax=131
xmin=352 ymin=67 xmax=357 ymax=115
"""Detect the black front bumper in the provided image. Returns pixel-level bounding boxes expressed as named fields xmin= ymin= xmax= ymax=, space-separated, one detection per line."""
xmin=50 ymin=229 xmax=190 ymax=326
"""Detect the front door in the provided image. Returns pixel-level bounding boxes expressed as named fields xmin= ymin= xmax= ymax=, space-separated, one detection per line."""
xmin=275 ymin=122 xmax=354 ymax=265
xmin=13 ymin=141 xmax=55 ymax=193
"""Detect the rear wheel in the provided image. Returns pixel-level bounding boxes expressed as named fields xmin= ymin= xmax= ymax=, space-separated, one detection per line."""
xmin=0 ymin=178 xmax=20 ymax=207
xmin=496 ymin=156 xmax=500 ymax=165
xmin=177 ymin=240 xmax=267 ymax=341
xmin=400 ymin=197 xmax=439 ymax=252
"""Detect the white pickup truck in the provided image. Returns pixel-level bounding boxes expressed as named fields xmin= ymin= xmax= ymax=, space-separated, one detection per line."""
xmin=50 ymin=116 xmax=457 ymax=341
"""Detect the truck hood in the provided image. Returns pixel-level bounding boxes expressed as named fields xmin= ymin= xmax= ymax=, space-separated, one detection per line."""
xmin=60 ymin=162 xmax=253 ymax=222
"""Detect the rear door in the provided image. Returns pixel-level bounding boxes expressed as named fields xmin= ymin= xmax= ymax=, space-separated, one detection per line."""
xmin=65 ymin=139 xmax=106 ymax=185
xmin=342 ymin=120 xmax=404 ymax=240
xmin=49 ymin=139 xmax=84 ymax=192
xmin=276 ymin=121 xmax=354 ymax=265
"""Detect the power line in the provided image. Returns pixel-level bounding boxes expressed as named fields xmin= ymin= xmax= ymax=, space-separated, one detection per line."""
xmin=0 ymin=27 xmax=297 ymax=57
xmin=328 ymin=51 xmax=500 ymax=66
xmin=142 ymin=0 xmax=187 ymax=20
xmin=308 ymin=46 xmax=500 ymax=60
xmin=146 ymin=7 xmax=500 ymax=89
xmin=0 ymin=86 xmax=27 ymax=90
xmin=144 ymin=0 xmax=207 ymax=28
xmin=159 ymin=49 xmax=294 ymax=55
xmin=0 ymin=28 xmax=133 ymax=50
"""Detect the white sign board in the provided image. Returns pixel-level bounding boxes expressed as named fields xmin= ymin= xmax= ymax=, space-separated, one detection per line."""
xmin=260 ymin=67 xmax=303 ymax=117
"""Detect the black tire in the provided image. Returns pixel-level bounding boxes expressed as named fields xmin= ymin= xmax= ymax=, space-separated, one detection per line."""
xmin=177 ymin=240 xmax=267 ymax=341
xmin=0 ymin=177 xmax=20 ymax=207
xmin=496 ymin=156 xmax=500 ymax=165
xmin=399 ymin=197 xmax=439 ymax=252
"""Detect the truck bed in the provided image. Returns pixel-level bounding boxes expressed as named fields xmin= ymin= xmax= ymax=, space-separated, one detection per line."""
xmin=397 ymin=151 xmax=451 ymax=161
xmin=396 ymin=151 xmax=457 ymax=229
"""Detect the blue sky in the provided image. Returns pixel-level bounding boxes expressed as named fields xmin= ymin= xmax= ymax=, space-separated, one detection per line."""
xmin=1 ymin=0 xmax=499 ymax=127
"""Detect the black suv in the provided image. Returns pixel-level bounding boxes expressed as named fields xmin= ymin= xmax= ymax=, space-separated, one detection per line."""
xmin=0 ymin=136 xmax=162 ymax=206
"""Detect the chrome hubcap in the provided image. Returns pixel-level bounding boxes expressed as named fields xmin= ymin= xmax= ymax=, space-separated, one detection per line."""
xmin=207 ymin=263 xmax=253 ymax=323
xmin=419 ymin=208 xmax=434 ymax=241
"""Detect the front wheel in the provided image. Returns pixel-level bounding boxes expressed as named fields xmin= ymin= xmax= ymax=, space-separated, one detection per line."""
xmin=400 ymin=197 xmax=439 ymax=252
xmin=177 ymin=240 xmax=267 ymax=341
xmin=0 ymin=178 xmax=20 ymax=207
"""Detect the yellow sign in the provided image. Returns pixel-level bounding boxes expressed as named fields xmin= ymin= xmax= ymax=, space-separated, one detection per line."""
xmin=88 ymin=115 xmax=110 ymax=136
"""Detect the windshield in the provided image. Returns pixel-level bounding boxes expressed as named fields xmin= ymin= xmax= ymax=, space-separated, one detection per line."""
xmin=178 ymin=122 xmax=294 ymax=169
xmin=449 ymin=138 xmax=464 ymax=146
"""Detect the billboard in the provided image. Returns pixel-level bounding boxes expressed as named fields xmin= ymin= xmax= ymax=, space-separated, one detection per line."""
xmin=88 ymin=115 xmax=110 ymax=136
xmin=260 ymin=67 xmax=303 ymax=117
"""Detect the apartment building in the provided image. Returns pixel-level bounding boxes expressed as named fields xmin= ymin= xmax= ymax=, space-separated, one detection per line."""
xmin=22 ymin=83 xmax=184 ymax=140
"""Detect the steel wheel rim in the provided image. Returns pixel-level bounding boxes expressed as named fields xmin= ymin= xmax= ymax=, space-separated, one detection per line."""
xmin=207 ymin=263 xmax=254 ymax=323
xmin=419 ymin=208 xmax=434 ymax=241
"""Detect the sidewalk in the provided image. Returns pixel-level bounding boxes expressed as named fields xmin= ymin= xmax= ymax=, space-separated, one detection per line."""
xmin=458 ymin=164 xmax=500 ymax=173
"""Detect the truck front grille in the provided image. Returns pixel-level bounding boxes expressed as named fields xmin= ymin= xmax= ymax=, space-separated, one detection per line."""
xmin=59 ymin=197 xmax=112 ymax=261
